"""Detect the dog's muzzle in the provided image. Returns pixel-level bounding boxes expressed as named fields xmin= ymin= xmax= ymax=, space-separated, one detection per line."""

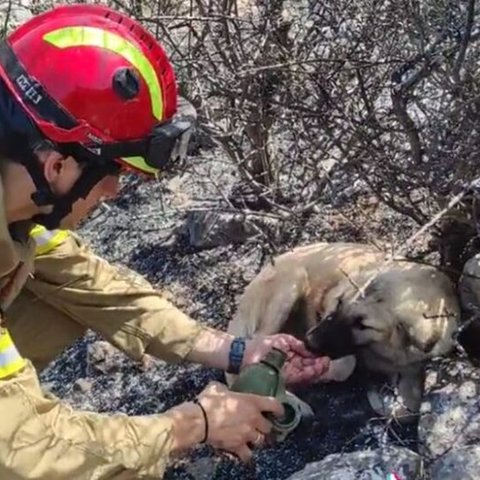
xmin=305 ymin=314 xmax=356 ymax=359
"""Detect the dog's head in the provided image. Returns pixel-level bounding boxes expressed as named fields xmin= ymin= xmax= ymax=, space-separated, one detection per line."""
xmin=304 ymin=267 xmax=457 ymax=361
xmin=303 ymin=288 xmax=390 ymax=359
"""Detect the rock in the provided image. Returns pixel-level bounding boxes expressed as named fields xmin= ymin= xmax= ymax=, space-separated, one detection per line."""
xmin=286 ymin=447 xmax=423 ymax=480
xmin=73 ymin=378 xmax=93 ymax=394
xmin=185 ymin=211 xmax=279 ymax=249
xmin=418 ymin=357 xmax=480 ymax=459
xmin=87 ymin=340 xmax=124 ymax=374
xmin=457 ymin=318 xmax=480 ymax=361
xmin=431 ymin=446 xmax=480 ymax=480
xmin=185 ymin=456 xmax=218 ymax=480
xmin=457 ymin=254 xmax=480 ymax=360
xmin=167 ymin=175 xmax=192 ymax=209
xmin=459 ymin=253 xmax=480 ymax=313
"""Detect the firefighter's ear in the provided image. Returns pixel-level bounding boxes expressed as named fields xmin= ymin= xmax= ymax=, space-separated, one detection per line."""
xmin=39 ymin=150 xmax=81 ymax=195
xmin=40 ymin=149 xmax=65 ymax=182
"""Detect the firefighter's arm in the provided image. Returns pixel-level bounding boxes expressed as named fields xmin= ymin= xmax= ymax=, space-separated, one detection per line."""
xmin=27 ymin=230 xmax=332 ymax=378
xmin=27 ymin=231 xmax=209 ymax=363
xmin=0 ymin=328 xmax=205 ymax=479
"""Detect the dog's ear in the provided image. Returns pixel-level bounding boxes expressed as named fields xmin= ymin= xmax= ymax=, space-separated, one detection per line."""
xmin=322 ymin=286 xmax=351 ymax=319
xmin=395 ymin=321 xmax=438 ymax=354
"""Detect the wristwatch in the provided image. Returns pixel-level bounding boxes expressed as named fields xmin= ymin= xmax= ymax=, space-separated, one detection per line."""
xmin=227 ymin=337 xmax=246 ymax=374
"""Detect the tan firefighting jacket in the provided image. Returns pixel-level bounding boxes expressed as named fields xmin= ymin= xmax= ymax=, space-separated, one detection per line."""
xmin=0 ymin=173 xmax=208 ymax=479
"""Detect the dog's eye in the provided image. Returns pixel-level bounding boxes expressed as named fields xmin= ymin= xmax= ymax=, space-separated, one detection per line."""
xmin=353 ymin=315 xmax=368 ymax=330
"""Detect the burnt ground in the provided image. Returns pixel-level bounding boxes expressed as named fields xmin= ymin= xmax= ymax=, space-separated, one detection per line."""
xmin=39 ymin=148 xmax=423 ymax=480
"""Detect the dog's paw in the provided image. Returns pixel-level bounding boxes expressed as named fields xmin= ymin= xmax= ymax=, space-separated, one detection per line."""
xmin=367 ymin=385 xmax=403 ymax=418
xmin=367 ymin=373 xmax=423 ymax=423
xmin=314 ymin=355 xmax=356 ymax=382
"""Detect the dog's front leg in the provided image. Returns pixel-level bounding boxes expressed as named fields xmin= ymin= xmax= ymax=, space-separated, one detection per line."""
xmin=396 ymin=367 xmax=425 ymax=420
xmin=367 ymin=368 xmax=425 ymax=423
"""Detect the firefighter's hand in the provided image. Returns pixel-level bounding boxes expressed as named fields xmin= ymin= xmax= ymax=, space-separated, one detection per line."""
xmin=167 ymin=382 xmax=283 ymax=462
xmin=243 ymin=334 xmax=331 ymax=385
xmin=199 ymin=382 xmax=284 ymax=461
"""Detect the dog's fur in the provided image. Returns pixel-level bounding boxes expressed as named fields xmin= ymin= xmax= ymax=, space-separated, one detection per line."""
xmin=227 ymin=242 xmax=460 ymax=418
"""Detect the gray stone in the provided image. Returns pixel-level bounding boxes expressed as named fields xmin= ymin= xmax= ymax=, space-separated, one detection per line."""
xmin=457 ymin=254 xmax=480 ymax=360
xmin=73 ymin=378 xmax=93 ymax=394
xmin=185 ymin=210 xmax=279 ymax=249
xmin=459 ymin=253 xmax=480 ymax=313
xmin=431 ymin=446 xmax=480 ymax=480
xmin=286 ymin=447 xmax=423 ymax=480
xmin=184 ymin=456 xmax=218 ymax=480
xmin=418 ymin=358 xmax=480 ymax=459
xmin=166 ymin=175 xmax=192 ymax=209
xmin=87 ymin=340 xmax=125 ymax=374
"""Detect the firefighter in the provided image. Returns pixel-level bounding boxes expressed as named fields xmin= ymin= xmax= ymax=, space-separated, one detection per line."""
xmin=0 ymin=4 xmax=330 ymax=479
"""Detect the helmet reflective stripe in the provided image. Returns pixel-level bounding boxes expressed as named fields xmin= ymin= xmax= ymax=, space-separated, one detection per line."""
xmin=122 ymin=156 xmax=159 ymax=176
xmin=30 ymin=224 xmax=70 ymax=255
xmin=0 ymin=329 xmax=26 ymax=379
xmin=43 ymin=26 xmax=163 ymax=120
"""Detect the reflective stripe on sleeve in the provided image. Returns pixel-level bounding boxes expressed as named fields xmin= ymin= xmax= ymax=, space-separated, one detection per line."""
xmin=30 ymin=225 xmax=70 ymax=256
xmin=0 ymin=329 xmax=26 ymax=379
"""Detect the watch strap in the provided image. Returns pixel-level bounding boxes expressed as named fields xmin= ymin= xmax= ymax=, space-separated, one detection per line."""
xmin=227 ymin=337 xmax=246 ymax=374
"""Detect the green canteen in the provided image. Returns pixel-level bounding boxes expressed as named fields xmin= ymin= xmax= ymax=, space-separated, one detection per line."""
xmin=230 ymin=347 xmax=305 ymax=442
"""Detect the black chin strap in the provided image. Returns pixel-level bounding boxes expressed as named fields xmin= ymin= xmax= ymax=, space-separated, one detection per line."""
xmin=30 ymin=164 xmax=116 ymax=230
xmin=20 ymin=150 xmax=56 ymax=208
xmin=3 ymin=138 xmax=116 ymax=230
xmin=21 ymin=144 xmax=119 ymax=230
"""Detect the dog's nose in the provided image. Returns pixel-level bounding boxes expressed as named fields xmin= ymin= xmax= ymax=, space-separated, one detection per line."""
xmin=304 ymin=322 xmax=325 ymax=353
xmin=305 ymin=320 xmax=336 ymax=355
xmin=304 ymin=331 xmax=317 ymax=353
xmin=305 ymin=317 xmax=356 ymax=359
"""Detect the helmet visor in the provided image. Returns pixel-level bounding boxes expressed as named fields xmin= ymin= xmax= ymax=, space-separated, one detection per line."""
xmin=100 ymin=117 xmax=194 ymax=176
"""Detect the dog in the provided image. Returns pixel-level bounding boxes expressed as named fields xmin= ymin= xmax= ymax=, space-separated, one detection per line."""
xmin=227 ymin=242 xmax=460 ymax=420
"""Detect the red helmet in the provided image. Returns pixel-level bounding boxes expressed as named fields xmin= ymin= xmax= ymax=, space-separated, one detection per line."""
xmin=0 ymin=3 xmax=193 ymax=176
